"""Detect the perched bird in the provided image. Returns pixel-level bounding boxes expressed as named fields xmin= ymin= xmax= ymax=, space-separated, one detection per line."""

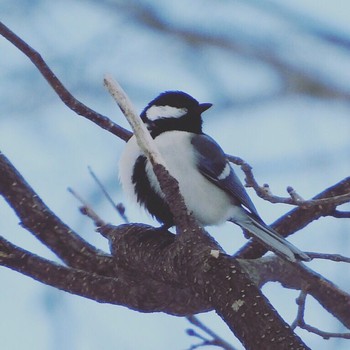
xmin=119 ymin=91 xmax=310 ymax=262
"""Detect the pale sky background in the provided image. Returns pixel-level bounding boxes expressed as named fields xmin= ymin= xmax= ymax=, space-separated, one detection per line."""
xmin=1 ymin=1 xmax=350 ymax=349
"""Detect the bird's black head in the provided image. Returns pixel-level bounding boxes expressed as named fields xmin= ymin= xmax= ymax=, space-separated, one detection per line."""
xmin=140 ymin=91 xmax=212 ymax=138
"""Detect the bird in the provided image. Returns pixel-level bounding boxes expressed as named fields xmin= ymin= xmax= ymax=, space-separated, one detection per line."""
xmin=119 ymin=91 xmax=310 ymax=262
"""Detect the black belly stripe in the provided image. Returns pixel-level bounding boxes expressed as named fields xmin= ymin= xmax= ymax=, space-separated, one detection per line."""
xmin=132 ymin=155 xmax=174 ymax=227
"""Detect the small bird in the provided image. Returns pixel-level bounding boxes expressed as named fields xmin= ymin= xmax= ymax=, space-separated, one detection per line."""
xmin=119 ymin=91 xmax=310 ymax=262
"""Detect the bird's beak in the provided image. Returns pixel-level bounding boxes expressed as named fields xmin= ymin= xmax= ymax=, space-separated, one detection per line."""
xmin=198 ymin=103 xmax=213 ymax=113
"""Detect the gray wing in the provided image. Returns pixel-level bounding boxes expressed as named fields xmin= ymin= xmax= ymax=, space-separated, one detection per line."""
xmin=191 ymin=134 xmax=260 ymax=219
xmin=191 ymin=134 xmax=311 ymax=262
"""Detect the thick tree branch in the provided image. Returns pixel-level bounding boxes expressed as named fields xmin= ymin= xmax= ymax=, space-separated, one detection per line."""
xmin=1 ymin=148 xmax=345 ymax=344
xmin=0 ymin=151 xmax=214 ymax=316
xmin=2 ymin=149 xmax=348 ymax=331
xmin=0 ymin=151 xmax=111 ymax=273
xmin=0 ymin=235 xmax=210 ymax=315
xmin=101 ymin=225 xmax=309 ymax=350
xmin=239 ymin=256 xmax=350 ymax=329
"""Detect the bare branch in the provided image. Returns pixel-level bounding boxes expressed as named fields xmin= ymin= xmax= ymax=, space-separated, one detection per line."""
xmin=305 ymin=252 xmax=350 ymax=264
xmin=0 ymin=21 xmax=131 ymax=142
xmin=0 ymin=151 xmax=109 ymax=272
xmin=239 ymin=256 xmax=350 ymax=329
xmin=88 ymin=166 xmax=129 ymax=223
xmin=291 ymin=290 xmax=350 ymax=340
xmin=186 ymin=330 xmax=210 ymax=350
xmin=0 ymin=150 xmax=216 ymax=316
xmin=186 ymin=315 xmax=238 ymax=350
xmin=68 ymin=187 xmax=106 ymax=227
xmin=331 ymin=210 xmax=350 ymax=219
xmin=103 ymin=224 xmax=310 ymax=349
xmin=243 ymin=0 xmax=350 ymax=51
xmin=301 ymin=324 xmax=350 ymax=340
xmin=0 ymin=234 xmax=210 ymax=315
xmin=236 ymin=176 xmax=350 ymax=260
xmin=291 ymin=290 xmax=307 ymax=330
xmin=227 ymin=155 xmax=350 ymax=208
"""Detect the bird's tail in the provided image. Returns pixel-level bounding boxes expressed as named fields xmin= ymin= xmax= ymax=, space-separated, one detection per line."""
xmin=230 ymin=208 xmax=310 ymax=262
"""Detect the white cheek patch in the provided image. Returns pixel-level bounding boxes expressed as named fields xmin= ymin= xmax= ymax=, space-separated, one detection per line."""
xmin=146 ymin=105 xmax=188 ymax=121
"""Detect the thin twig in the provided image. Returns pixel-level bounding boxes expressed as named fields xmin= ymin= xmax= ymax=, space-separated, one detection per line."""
xmin=301 ymin=324 xmax=350 ymax=340
xmin=226 ymin=154 xmax=350 ymax=208
xmin=291 ymin=290 xmax=307 ymax=330
xmin=291 ymin=290 xmax=350 ymax=339
xmin=305 ymin=252 xmax=350 ymax=263
xmin=67 ymin=187 xmax=105 ymax=227
xmin=236 ymin=176 xmax=350 ymax=260
xmin=186 ymin=328 xmax=208 ymax=350
xmin=186 ymin=315 xmax=238 ymax=350
xmin=88 ymin=166 xmax=129 ymax=223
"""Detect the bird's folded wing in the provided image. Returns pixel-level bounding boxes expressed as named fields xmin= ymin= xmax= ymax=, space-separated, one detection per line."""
xmin=191 ymin=134 xmax=260 ymax=219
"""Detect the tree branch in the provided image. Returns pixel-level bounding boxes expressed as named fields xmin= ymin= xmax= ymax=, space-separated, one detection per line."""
xmin=0 ymin=151 xmax=111 ymax=273
xmin=305 ymin=252 xmax=350 ymax=263
xmin=2 ymin=146 xmax=348 ymax=332
xmin=87 ymin=166 xmax=130 ymax=223
xmin=227 ymin=155 xmax=350 ymax=208
xmin=0 ymin=145 xmax=144 ymax=300
xmin=0 ymin=21 xmax=131 ymax=142
xmin=0 ymin=234 xmax=210 ymax=315
xmin=235 ymin=176 xmax=350 ymax=259
xmin=239 ymin=256 xmax=350 ymax=329
xmin=330 ymin=210 xmax=350 ymax=219
xmin=291 ymin=290 xmax=350 ymax=340
xmin=101 ymin=225 xmax=309 ymax=350
xmin=186 ymin=315 xmax=238 ymax=350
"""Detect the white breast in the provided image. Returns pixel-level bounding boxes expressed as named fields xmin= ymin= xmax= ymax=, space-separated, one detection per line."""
xmin=119 ymin=131 xmax=234 ymax=226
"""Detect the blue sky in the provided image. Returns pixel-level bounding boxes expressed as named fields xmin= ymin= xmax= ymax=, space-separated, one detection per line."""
xmin=1 ymin=1 xmax=350 ymax=349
